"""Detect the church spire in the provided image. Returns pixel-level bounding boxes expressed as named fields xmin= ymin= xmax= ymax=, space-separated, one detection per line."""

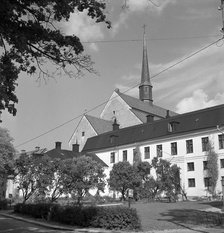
xmin=139 ymin=25 xmax=153 ymax=105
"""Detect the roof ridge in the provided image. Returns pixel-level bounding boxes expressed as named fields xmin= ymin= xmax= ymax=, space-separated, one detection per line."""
xmin=83 ymin=103 xmax=224 ymax=145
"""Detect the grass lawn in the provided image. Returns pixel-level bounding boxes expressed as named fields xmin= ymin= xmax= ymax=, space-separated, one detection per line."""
xmin=124 ymin=201 xmax=224 ymax=231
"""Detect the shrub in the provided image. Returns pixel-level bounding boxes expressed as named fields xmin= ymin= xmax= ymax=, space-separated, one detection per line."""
xmin=14 ymin=203 xmax=141 ymax=230
xmin=14 ymin=203 xmax=54 ymax=220
xmin=0 ymin=199 xmax=8 ymax=210
xmin=91 ymin=206 xmax=141 ymax=230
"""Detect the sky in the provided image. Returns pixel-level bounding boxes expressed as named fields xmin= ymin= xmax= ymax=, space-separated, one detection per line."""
xmin=1 ymin=0 xmax=224 ymax=152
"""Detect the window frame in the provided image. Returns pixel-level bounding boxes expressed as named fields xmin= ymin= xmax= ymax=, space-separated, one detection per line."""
xmin=203 ymin=161 xmax=208 ymax=170
xmin=201 ymin=137 xmax=209 ymax=152
xmin=171 ymin=142 xmax=177 ymax=155
xmin=187 ymin=162 xmax=195 ymax=171
xmin=204 ymin=177 xmax=211 ymax=188
xmin=110 ymin=152 xmax=115 ymax=164
xmin=123 ymin=150 xmax=127 ymax=162
xmin=220 ymin=159 xmax=224 ymax=169
xmin=144 ymin=146 xmax=150 ymax=159
xmin=219 ymin=134 xmax=224 ymax=149
xmin=188 ymin=178 xmax=196 ymax=188
xmin=157 ymin=144 xmax=163 ymax=158
xmin=186 ymin=139 xmax=193 ymax=154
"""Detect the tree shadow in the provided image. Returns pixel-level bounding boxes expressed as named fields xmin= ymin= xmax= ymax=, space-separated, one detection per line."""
xmin=158 ymin=208 xmax=224 ymax=233
xmin=199 ymin=201 xmax=223 ymax=210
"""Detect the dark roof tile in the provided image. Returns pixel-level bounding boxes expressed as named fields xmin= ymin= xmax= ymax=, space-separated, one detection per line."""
xmin=82 ymin=104 xmax=224 ymax=152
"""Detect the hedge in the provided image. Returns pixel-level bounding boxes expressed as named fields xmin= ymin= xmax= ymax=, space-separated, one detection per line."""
xmin=14 ymin=203 xmax=141 ymax=230
xmin=0 ymin=199 xmax=8 ymax=210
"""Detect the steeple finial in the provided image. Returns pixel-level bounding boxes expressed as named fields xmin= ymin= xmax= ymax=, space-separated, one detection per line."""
xmin=139 ymin=25 xmax=153 ymax=105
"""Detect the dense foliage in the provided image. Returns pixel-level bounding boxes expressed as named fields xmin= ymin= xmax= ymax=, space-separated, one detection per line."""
xmin=151 ymin=157 xmax=181 ymax=202
xmin=15 ymin=154 xmax=54 ymax=203
xmin=62 ymin=156 xmax=106 ymax=206
xmin=0 ymin=0 xmax=110 ymax=116
xmin=15 ymin=154 xmax=105 ymax=205
xmin=206 ymin=142 xmax=219 ymax=196
xmin=14 ymin=203 xmax=141 ymax=230
xmin=0 ymin=127 xmax=15 ymax=200
xmin=108 ymin=161 xmax=141 ymax=200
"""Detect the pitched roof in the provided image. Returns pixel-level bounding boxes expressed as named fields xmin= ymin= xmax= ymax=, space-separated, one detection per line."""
xmin=82 ymin=104 xmax=224 ymax=152
xmin=45 ymin=149 xmax=78 ymax=160
xmin=85 ymin=115 xmax=113 ymax=134
xmin=84 ymin=152 xmax=108 ymax=167
xmin=116 ymin=90 xmax=177 ymax=118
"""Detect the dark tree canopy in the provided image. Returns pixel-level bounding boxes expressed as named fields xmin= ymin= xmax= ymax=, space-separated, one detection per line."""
xmin=0 ymin=0 xmax=110 ymax=116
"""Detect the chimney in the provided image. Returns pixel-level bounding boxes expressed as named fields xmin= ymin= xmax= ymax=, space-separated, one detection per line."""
xmin=72 ymin=143 xmax=79 ymax=153
xmin=21 ymin=150 xmax=26 ymax=155
xmin=166 ymin=110 xmax=170 ymax=118
xmin=55 ymin=141 xmax=62 ymax=150
xmin=146 ymin=114 xmax=154 ymax=123
xmin=113 ymin=118 xmax=120 ymax=131
xmin=35 ymin=146 xmax=40 ymax=151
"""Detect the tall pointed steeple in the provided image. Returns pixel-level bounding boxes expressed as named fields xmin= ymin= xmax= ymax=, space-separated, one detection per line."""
xmin=139 ymin=25 xmax=153 ymax=105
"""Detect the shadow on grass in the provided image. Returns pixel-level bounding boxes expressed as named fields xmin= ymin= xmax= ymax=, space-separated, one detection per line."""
xmin=199 ymin=201 xmax=223 ymax=210
xmin=158 ymin=208 xmax=224 ymax=233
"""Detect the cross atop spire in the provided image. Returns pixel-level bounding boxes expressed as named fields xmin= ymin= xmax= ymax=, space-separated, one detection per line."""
xmin=139 ymin=25 xmax=153 ymax=105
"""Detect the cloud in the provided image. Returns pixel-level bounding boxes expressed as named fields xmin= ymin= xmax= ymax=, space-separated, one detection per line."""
xmin=111 ymin=12 xmax=129 ymax=36
xmin=88 ymin=43 xmax=99 ymax=52
xmin=175 ymin=89 xmax=224 ymax=113
xmin=62 ymin=10 xmax=104 ymax=51
xmin=127 ymin=0 xmax=176 ymax=12
xmin=115 ymin=39 xmax=224 ymax=112
xmin=111 ymin=0 xmax=176 ymax=36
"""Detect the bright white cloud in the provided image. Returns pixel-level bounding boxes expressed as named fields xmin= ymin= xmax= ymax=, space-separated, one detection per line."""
xmin=176 ymin=89 xmax=224 ymax=113
xmin=62 ymin=10 xmax=104 ymax=51
xmin=116 ymin=39 xmax=224 ymax=112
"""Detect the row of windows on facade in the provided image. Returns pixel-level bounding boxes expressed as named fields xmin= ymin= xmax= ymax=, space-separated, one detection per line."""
xmin=110 ymin=135 xmax=224 ymax=163
xmin=187 ymin=159 xmax=224 ymax=172
xmin=188 ymin=176 xmax=224 ymax=188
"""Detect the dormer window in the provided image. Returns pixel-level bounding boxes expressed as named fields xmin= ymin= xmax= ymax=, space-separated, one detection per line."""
xmin=110 ymin=134 xmax=118 ymax=144
xmin=168 ymin=121 xmax=179 ymax=132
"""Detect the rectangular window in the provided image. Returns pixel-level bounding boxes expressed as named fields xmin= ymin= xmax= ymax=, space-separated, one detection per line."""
xmin=157 ymin=144 xmax=163 ymax=157
xmin=202 ymin=137 xmax=209 ymax=152
xmin=82 ymin=131 xmax=85 ymax=137
xmin=123 ymin=150 xmax=127 ymax=161
xmin=144 ymin=146 xmax=150 ymax=159
xmin=204 ymin=177 xmax=211 ymax=188
xmin=171 ymin=142 xmax=177 ymax=155
xmin=219 ymin=134 xmax=224 ymax=149
xmin=188 ymin=178 xmax=195 ymax=187
xmin=203 ymin=161 xmax=208 ymax=170
xmin=187 ymin=162 xmax=194 ymax=171
xmin=186 ymin=139 xmax=193 ymax=154
xmin=110 ymin=152 xmax=115 ymax=163
xmin=220 ymin=159 xmax=224 ymax=169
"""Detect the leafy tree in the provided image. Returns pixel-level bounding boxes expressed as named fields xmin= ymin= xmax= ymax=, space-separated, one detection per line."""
xmin=133 ymin=146 xmax=142 ymax=164
xmin=0 ymin=127 xmax=15 ymax=200
xmin=151 ymin=157 xmax=180 ymax=202
xmin=108 ymin=161 xmax=141 ymax=200
xmin=63 ymin=156 xmax=105 ymax=206
xmin=206 ymin=142 xmax=218 ymax=196
xmin=0 ymin=0 xmax=110 ymax=116
xmin=136 ymin=161 xmax=151 ymax=182
xmin=139 ymin=176 xmax=159 ymax=201
xmin=15 ymin=154 xmax=53 ymax=203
